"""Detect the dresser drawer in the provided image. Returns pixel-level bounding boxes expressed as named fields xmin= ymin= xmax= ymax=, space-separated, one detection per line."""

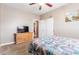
xmin=15 ymin=32 xmax=33 ymax=44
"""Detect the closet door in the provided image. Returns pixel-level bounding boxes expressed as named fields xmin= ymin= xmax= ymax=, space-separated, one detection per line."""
xmin=39 ymin=18 xmax=54 ymax=38
xmin=39 ymin=20 xmax=47 ymax=38
xmin=46 ymin=18 xmax=54 ymax=37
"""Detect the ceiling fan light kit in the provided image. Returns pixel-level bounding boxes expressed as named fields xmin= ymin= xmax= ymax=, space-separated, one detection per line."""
xmin=29 ymin=3 xmax=53 ymax=10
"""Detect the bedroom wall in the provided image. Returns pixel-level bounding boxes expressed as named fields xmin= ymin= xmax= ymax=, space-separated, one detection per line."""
xmin=0 ymin=4 xmax=38 ymax=44
xmin=41 ymin=3 xmax=79 ymax=39
xmin=0 ymin=4 xmax=2 ymax=44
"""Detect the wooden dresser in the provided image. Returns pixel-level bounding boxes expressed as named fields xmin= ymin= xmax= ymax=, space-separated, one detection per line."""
xmin=15 ymin=32 xmax=33 ymax=44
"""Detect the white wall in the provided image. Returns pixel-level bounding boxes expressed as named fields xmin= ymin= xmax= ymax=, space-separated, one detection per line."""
xmin=0 ymin=4 xmax=2 ymax=44
xmin=0 ymin=4 xmax=38 ymax=44
xmin=41 ymin=3 xmax=79 ymax=39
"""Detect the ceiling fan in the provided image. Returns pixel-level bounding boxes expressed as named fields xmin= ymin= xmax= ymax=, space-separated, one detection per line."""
xmin=29 ymin=3 xmax=53 ymax=10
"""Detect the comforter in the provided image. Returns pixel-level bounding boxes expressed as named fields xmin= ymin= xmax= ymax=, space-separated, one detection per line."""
xmin=30 ymin=35 xmax=79 ymax=55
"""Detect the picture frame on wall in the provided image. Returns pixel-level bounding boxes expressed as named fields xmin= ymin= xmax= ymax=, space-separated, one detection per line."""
xmin=65 ymin=10 xmax=79 ymax=22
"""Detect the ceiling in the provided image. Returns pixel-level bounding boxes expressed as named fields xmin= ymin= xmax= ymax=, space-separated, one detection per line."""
xmin=3 ymin=3 xmax=67 ymax=15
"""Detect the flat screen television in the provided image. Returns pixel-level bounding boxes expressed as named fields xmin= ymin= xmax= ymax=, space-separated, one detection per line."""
xmin=23 ymin=26 xmax=29 ymax=32
xmin=17 ymin=26 xmax=29 ymax=33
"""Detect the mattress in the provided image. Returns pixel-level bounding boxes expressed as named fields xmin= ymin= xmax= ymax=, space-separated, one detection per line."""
xmin=32 ymin=35 xmax=79 ymax=55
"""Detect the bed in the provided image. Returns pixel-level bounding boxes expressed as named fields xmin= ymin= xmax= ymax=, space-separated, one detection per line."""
xmin=28 ymin=35 xmax=79 ymax=55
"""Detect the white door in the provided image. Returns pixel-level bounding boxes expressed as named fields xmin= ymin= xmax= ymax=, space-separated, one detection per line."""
xmin=46 ymin=18 xmax=54 ymax=37
xmin=39 ymin=18 xmax=54 ymax=38
xmin=39 ymin=20 xmax=47 ymax=38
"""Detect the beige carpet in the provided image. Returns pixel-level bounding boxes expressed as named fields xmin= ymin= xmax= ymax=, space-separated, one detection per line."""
xmin=0 ymin=41 xmax=31 ymax=55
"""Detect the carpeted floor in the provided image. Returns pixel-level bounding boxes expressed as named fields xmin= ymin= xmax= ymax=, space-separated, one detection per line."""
xmin=0 ymin=41 xmax=31 ymax=55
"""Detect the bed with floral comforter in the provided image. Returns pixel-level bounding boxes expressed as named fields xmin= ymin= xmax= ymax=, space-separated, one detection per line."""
xmin=29 ymin=35 xmax=79 ymax=55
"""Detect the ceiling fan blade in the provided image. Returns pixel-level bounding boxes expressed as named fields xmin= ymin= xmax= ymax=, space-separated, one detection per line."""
xmin=45 ymin=3 xmax=53 ymax=7
xmin=29 ymin=3 xmax=36 ymax=5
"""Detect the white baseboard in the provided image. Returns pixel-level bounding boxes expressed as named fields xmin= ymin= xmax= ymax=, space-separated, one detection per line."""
xmin=0 ymin=42 xmax=15 ymax=47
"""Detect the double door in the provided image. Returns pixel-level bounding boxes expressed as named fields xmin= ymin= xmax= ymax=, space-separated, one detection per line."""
xmin=39 ymin=18 xmax=54 ymax=38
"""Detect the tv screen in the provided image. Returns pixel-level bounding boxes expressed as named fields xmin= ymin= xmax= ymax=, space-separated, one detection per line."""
xmin=23 ymin=26 xmax=29 ymax=32
xmin=17 ymin=26 xmax=29 ymax=33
